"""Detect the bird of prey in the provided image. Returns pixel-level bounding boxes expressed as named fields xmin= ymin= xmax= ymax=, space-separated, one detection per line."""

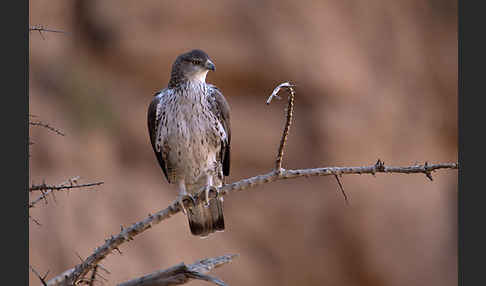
xmin=147 ymin=49 xmax=231 ymax=237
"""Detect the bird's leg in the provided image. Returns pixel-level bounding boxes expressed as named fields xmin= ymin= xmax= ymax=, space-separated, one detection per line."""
xmin=176 ymin=179 xmax=195 ymax=215
xmin=203 ymin=175 xmax=214 ymax=207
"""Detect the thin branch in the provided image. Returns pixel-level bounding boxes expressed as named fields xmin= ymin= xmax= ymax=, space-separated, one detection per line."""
xmin=88 ymin=265 xmax=98 ymax=286
xmin=30 ymin=180 xmax=104 ymax=192
xmin=29 ymin=177 xmax=104 ymax=209
xmin=29 ymin=120 xmax=66 ymax=136
xmin=266 ymin=82 xmax=296 ymax=171
xmin=75 ymin=251 xmax=86 ymax=263
xmin=30 ymin=265 xmax=49 ymax=286
xmin=29 ymin=215 xmax=42 ymax=226
xmin=29 ymin=189 xmax=53 ymax=209
xmin=334 ymin=174 xmax=349 ymax=205
xmin=29 ymin=25 xmax=68 ymax=39
xmin=94 ymin=264 xmax=111 ymax=283
xmin=117 ymin=254 xmax=238 ymax=286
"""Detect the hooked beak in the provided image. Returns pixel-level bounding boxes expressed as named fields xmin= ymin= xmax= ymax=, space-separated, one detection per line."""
xmin=205 ymin=59 xmax=216 ymax=71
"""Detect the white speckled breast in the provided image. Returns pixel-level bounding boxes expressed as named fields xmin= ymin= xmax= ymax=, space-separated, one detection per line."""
xmin=155 ymin=82 xmax=226 ymax=188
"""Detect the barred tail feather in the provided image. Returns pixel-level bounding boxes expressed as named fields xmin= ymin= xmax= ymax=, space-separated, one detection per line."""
xmin=187 ymin=197 xmax=225 ymax=237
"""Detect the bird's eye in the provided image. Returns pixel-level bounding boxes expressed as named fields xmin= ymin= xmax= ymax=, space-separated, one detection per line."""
xmin=191 ymin=59 xmax=201 ymax=65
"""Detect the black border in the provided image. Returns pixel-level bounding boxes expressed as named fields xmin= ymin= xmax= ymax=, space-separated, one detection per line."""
xmin=25 ymin=0 xmax=30 ymax=282
xmin=5 ymin=0 xmax=28 ymax=284
xmin=458 ymin=0 xmax=483 ymax=285
xmin=458 ymin=1 xmax=462 ymax=285
xmin=457 ymin=0 xmax=462 ymax=283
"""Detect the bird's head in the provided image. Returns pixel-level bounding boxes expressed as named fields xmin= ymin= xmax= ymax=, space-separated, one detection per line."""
xmin=170 ymin=49 xmax=216 ymax=86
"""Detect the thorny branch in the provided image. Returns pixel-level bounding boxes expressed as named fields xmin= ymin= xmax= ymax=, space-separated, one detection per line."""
xmin=30 ymin=25 xmax=67 ymax=33
xmin=30 ymin=265 xmax=49 ymax=286
xmin=30 ymin=25 xmax=68 ymax=39
xmin=29 ymin=120 xmax=66 ymax=136
xmin=117 ymin=254 xmax=238 ymax=286
xmin=29 ymin=177 xmax=104 ymax=209
xmin=45 ymin=82 xmax=459 ymax=286
xmin=46 ymin=161 xmax=458 ymax=285
xmin=29 ymin=116 xmax=64 ymax=159
xmin=30 ymin=180 xmax=104 ymax=193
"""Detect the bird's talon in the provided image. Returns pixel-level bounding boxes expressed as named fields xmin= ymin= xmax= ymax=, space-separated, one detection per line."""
xmin=214 ymin=187 xmax=221 ymax=200
xmin=188 ymin=194 xmax=197 ymax=206
xmin=203 ymin=187 xmax=212 ymax=207
xmin=179 ymin=200 xmax=187 ymax=215
xmin=177 ymin=195 xmax=191 ymax=215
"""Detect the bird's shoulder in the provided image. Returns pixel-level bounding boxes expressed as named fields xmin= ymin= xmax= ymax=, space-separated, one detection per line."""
xmin=205 ymin=84 xmax=231 ymax=144
xmin=151 ymin=88 xmax=173 ymax=104
xmin=206 ymin=84 xmax=231 ymax=176
xmin=206 ymin=84 xmax=223 ymax=98
xmin=206 ymin=84 xmax=230 ymax=120
xmin=149 ymin=88 xmax=175 ymax=119
xmin=147 ymin=89 xmax=172 ymax=182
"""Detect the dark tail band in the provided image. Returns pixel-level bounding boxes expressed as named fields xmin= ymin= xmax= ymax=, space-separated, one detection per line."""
xmin=187 ymin=197 xmax=225 ymax=237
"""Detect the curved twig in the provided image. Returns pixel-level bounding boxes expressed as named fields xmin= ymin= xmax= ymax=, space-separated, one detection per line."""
xmin=266 ymin=82 xmax=296 ymax=171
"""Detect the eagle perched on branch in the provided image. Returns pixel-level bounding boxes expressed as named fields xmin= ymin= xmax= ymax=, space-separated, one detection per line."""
xmin=147 ymin=49 xmax=231 ymax=237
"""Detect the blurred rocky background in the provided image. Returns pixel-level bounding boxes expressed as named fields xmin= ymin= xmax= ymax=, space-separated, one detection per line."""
xmin=29 ymin=0 xmax=457 ymax=285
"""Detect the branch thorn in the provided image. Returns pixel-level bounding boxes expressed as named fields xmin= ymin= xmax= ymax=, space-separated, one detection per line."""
xmin=334 ymin=174 xmax=349 ymax=205
xmin=424 ymin=161 xmax=433 ymax=181
xmin=30 ymin=265 xmax=49 ymax=286
xmin=114 ymin=247 xmax=123 ymax=255
xmin=375 ymin=159 xmax=385 ymax=172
